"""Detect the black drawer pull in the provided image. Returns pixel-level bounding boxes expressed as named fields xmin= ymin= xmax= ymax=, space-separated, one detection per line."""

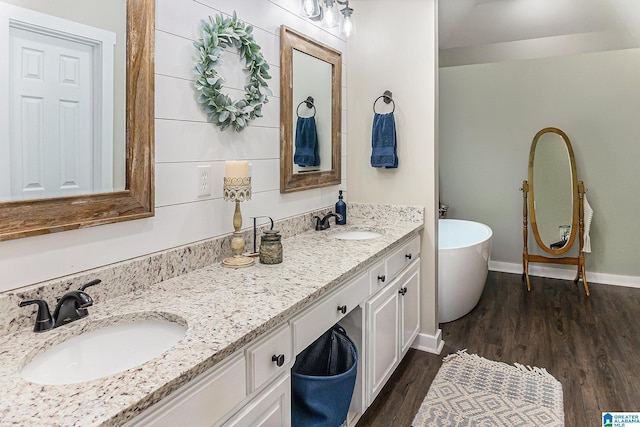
xmin=399 ymin=287 xmax=408 ymax=296
xmin=405 ymin=253 xmax=412 ymax=260
xmin=337 ymin=305 xmax=347 ymax=314
xmin=272 ymin=354 xmax=285 ymax=367
xmin=377 ymin=275 xmax=386 ymax=282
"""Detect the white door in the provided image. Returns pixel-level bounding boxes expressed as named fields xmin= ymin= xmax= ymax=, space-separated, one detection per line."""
xmin=10 ymin=26 xmax=93 ymax=198
xmin=0 ymin=3 xmax=116 ymax=201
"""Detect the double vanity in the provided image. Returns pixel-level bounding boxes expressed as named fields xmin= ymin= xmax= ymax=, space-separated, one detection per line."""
xmin=0 ymin=204 xmax=424 ymax=426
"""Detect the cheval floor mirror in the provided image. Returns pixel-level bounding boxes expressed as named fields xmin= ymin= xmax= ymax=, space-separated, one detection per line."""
xmin=521 ymin=127 xmax=590 ymax=296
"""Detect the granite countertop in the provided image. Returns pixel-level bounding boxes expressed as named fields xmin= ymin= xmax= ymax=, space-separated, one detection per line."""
xmin=0 ymin=213 xmax=423 ymax=427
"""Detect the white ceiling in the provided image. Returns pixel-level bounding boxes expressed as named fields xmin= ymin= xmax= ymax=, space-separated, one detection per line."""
xmin=438 ymin=0 xmax=640 ymax=66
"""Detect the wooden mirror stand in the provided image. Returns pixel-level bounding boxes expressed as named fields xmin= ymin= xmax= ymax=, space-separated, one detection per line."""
xmin=522 ymin=180 xmax=589 ymax=295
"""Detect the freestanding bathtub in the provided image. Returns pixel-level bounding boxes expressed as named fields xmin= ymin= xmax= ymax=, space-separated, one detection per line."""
xmin=438 ymin=219 xmax=493 ymax=323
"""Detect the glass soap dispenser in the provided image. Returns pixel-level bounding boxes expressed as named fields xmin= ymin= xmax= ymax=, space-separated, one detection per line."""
xmin=259 ymin=230 xmax=283 ymax=264
xmin=335 ymin=190 xmax=346 ymax=225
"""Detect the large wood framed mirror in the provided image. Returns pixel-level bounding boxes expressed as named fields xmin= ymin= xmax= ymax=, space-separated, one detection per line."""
xmin=522 ymin=127 xmax=589 ymax=295
xmin=280 ymin=25 xmax=341 ymax=193
xmin=0 ymin=0 xmax=154 ymax=241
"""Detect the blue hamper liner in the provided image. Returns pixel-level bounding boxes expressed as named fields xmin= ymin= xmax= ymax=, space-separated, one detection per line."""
xmin=292 ymin=325 xmax=358 ymax=427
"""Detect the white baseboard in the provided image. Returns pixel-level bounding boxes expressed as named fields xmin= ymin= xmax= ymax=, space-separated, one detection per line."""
xmin=489 ymin=261 xmax=640 ymax=289
xmin=411 ymin=329 xmax=444 ymax=354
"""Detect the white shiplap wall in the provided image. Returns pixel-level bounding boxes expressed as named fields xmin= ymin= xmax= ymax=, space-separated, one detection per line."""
xmin=0 ymin=0 xmax=347 ymax=291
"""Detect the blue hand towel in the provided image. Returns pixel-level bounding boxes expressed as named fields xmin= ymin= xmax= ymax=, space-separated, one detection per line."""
xmin=294 ymin=116 xmax=320 ymax=167
xmin=370 ymin=113 xmax=398 ymax=168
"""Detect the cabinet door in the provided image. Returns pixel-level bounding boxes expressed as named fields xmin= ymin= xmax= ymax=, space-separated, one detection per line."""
xmin=224 ymin=373 xmax=291 ymax=427
xmin=399 ymin=260 xmax=420 ymax=357
xmin=365 ymin=282 xmax=399 ymax=406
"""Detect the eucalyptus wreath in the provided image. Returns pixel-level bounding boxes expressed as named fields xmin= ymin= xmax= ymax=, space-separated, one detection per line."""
xmin=193 ymin=11 xmax=272 ymax=132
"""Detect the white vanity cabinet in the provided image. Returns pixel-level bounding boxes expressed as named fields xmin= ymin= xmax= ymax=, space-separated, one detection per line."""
xmin=126 ymin=234 xmax=421 ymax=427
xmin=365 ymin=260 xmax=420 ymax=405
xmin=365 ymin=236 xmax=421 ymax=406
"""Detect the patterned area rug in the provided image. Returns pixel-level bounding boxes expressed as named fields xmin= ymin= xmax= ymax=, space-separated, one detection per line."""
xmin=412 ymin=350 xmax=564 ymax=427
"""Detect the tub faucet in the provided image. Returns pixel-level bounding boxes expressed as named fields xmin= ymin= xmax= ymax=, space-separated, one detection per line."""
xmin=439 ymin=202 xmax=449 ymax=219
xmin=314 ymin=212 xmax=344 ymax=231
xmin=18 ymin=279 xmax=101 ymax=332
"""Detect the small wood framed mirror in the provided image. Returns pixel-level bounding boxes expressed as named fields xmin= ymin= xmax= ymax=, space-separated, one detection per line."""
xmin=522 ymin=127 xmax=589 ymax=295
xmin=280 ymin=26 xmax=341 ymax=193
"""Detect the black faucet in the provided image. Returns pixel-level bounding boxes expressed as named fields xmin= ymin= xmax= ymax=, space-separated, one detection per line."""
xmin=314 ymin=212 xmax=344 ymax=231
xmin=19 ymin=279 xmax=101 ymax=332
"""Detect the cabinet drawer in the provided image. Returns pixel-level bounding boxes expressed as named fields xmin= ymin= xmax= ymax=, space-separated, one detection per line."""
xmin=126 ymin=353 xmax=246 ymax=427
xmin=291 ymin=271 xmax=368 ymax=354
xmin=368 ymin=260 xmax=387 ymax=295
xmin=386 ymin=235 xmax=420 ymax=281
xmin=246 ymin=324 xmax=292 ymax=393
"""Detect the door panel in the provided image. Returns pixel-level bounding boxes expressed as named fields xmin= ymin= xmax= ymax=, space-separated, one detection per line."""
xmin=10 ymin=26 xmax=93 ymax=198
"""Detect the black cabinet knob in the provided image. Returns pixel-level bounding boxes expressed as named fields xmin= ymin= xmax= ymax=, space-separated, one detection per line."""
xmin=378 ymin=275 xmax=386 ymax=282
xmin=405 ymin=253 xmax=412 ymax=260
xmin=272 ymin=354 xmax=285 ymax=367
xmin=337 ymin=305 xmax=347 ymax=314
xmin=399 ymin=287 xmax=408 ymax=296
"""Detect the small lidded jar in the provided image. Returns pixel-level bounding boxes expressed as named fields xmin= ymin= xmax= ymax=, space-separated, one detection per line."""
xmin=259 ymin=230 xmax=283 ymax=264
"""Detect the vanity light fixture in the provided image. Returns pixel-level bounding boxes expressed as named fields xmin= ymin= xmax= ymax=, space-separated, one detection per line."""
xmin=222 ymin=161 xmax=254 ymax=268
xmin=300 ymin=0 xmax=354 ymax=37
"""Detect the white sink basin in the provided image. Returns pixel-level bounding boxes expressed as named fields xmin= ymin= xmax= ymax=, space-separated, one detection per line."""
xmin=332 ymin=230 xmax=383 ymax=240
xmin=20 ymin=318 xmax=187 ymax=385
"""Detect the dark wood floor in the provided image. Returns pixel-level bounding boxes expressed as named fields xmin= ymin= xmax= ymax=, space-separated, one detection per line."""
xmin=357 ymin=271 xmax=640 ymax=427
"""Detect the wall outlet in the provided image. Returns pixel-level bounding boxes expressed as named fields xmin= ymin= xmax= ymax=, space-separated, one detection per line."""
xmin=197 ymin=165 xmax=212 ymax=197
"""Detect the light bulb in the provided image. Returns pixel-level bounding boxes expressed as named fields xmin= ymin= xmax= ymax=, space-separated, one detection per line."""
xmin=322 ymin=1 xmax=339 ymax=28
xmin=340 ymin=9 xmax=354 ymax=37
xmin=301 ymin=0 xmax=320 ymax=18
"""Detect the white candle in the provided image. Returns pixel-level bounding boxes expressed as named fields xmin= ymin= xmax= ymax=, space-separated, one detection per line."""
xmin=225 ymin=160 xmax=249 ymax=178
